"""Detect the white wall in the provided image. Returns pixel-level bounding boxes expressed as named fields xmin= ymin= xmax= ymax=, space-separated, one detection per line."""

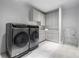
xmin=61 ymin=3 xmax=79 ymax=47
xmin=76 ymin=6 xmax=79 ymax=46
xmin=45 ymin=9 xmax=59 ymax=43
xmin=0 ymin=0 xmax=32 ymax=53
xmin=46 ymin=9 xmax=59 ymax=29
xmin=45 ymin=2 xmax=79 ymax=47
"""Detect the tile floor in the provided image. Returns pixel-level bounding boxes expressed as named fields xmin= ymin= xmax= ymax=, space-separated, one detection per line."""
xmin=1 ymin=41 xmax=79 ymax=58
xmin=23 ymin=41 xmax=79 ymax=58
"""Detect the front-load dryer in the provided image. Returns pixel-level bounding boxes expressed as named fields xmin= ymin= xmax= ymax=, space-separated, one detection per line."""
xmin=29 ymin=25 xmax=39 ymax=51
xmin=6 ymin=23 xmax=30 ymax=58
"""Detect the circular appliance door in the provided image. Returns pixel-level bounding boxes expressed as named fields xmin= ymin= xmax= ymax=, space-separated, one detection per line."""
xmin=30 ymin=31 xmax=39 ymax=42
xmin=14 ymin=32 xmax=29 ymax=48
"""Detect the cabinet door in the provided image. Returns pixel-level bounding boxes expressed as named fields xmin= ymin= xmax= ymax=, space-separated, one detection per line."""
xmin=32 ymin=9 xmax=45 ymax=26
xmin=39 ymin=30 xmax=45 ymax=43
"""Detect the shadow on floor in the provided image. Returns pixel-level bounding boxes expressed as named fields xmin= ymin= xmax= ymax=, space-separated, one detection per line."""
xmin=1 ymin=52 xmax=8 ymax=58
xmin=1 ymin=51 xmax=33 ymax=58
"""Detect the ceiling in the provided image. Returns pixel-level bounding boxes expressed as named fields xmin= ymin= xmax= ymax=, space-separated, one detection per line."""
xmin=16 ymin=0 xmax=79 ymax=12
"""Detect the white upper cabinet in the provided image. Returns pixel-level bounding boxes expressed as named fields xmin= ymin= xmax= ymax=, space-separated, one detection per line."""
xmin=32 ymin=8 xmax=45 ymax=26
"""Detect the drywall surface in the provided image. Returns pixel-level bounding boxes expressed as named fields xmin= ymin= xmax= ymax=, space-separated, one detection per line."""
xmin=61 ymin=4 xmax=79 ymax=47
xmin=46 ymin=9 xmax=59 ymax=29
xmin=0 ymin=0 xmax=31 ymax=53
xmin=45 ymin=9 xmax=59 ymax=43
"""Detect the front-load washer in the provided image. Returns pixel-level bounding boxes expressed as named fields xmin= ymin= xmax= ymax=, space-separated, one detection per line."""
xmin=29 ymin=25 xmax=39 ymax=51
xmin=6 ymin=23 xmax=30 ymax=58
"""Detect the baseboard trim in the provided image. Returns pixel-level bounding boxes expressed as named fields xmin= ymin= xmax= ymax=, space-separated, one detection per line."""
xmin=39 ymin=39 xmax=46 ymax=43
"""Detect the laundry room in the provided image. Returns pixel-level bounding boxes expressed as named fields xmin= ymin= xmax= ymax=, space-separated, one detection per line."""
xmin=0 ymin=0 xmax=79 ymax=58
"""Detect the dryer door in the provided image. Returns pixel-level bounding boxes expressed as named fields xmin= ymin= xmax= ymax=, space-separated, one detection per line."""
xmin=14 ymin=32 xmax=29 ymax=48
xmin=30 ymin=31 xmax=39 ymax=42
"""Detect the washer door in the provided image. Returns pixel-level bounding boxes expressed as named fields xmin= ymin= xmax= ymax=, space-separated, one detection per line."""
xmin=14 ymin=32 xmax=29 ymax=48
xmin=30 ymin=31 xmax=39 ymax=42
